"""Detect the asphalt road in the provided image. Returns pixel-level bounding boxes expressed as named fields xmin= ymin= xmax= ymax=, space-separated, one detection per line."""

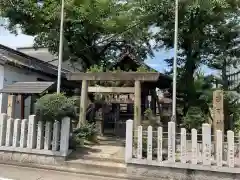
xmin=0 ymin=164 xmax=126 ymax=180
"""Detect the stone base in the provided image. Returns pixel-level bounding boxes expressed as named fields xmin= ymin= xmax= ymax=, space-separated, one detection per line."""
xmin=96 ymin=120 xmax=103 ymax=136
xmin=127 ymin=164 xmax=240 ymax=180
xmin=0 ymin=151 xmax=70 ymax=165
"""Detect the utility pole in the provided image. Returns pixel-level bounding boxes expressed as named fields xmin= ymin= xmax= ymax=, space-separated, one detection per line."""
xmin=57 ymin=0 xmax=64 ymax=94
xmin=171 ymin=0 xmax=179 ymax=122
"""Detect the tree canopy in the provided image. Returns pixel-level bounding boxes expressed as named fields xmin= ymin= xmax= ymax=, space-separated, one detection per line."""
xmin=137 ymin=0 xmax=240 ymax=116
xmin=0 ymin=0 xmax=153 ymax=69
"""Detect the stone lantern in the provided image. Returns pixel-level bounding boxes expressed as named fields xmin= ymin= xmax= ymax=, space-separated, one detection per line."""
xmin=95 ymin=108 xmax=103 ymax=136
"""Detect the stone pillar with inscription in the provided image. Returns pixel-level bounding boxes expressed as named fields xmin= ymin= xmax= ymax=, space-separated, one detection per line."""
xmin=202 ymin=123 xmax=211 ymax=165
xmin=168 ymin=122 xmax=176 ymax=162
xmin=213 ymin=90 xmax=224 ymax=138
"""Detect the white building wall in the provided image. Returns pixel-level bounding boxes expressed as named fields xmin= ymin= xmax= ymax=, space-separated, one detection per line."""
xmin=0 ymin=65 xmax=4 ymax=115
xmin=1 ymin=65 xmax=53 ymax=119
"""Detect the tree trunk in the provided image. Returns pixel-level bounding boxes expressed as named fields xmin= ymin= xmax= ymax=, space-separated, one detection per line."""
xmin=222 ymin=59 xmax=230 ymax=130
xmin=183 ymin=56 xmax=197 ymax=107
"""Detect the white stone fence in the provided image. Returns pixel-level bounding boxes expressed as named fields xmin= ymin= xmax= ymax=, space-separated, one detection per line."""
xmin=0 ymin=113 xmax=71 ymax=157
xmin=125 ymin=120 xmax=240 ymax=172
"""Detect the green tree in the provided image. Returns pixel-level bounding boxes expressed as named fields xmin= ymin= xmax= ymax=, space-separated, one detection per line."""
xmin=138 ymin=0 xmax=240 ymax=115
xmin=179 ymin=70 xmax=215 ymax=128
xmin=206 ymin=18 xmax=240 ymax=130
xmin=0 ymin=0 xmax=153 ymax=69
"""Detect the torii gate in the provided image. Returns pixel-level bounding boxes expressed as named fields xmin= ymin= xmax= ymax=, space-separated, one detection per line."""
xmin=67 ymin=72 xmax=162 ymax=130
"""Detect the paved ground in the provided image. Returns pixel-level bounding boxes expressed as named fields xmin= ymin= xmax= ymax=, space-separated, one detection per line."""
xmin=0 ymin=164 xmax=126 ymax=180
xmin=69 ymin=136 xmax=125 ymax=162
xmin=0 ymin=136 xmax=127 ymax=180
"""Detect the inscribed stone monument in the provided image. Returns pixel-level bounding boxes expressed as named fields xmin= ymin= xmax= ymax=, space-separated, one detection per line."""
xmin=213 ymin=90 xmax=224 ymax=133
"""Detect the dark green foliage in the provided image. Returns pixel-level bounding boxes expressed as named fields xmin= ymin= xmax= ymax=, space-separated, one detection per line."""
xmin=225 ymin=92 xmax=240 ymax=131
xmin=73 ymin=123 xmax=98 ymax=142
xmin=69 ymin=122 xmax=98 ymax=149
xmin=175 ymin=70 xmax=215 ymax=129
xmin=143 ymin=108 xmax=153 ymax=120
xmin=35 ymin=93 xmax=76 ymax=122
xmin=182 ymin=106 xmax=206 ymax=131
xmin=0 ymin=0 xmax=153 ymax=69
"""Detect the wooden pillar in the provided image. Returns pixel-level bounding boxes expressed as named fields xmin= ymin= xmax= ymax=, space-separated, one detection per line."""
xmin=78 ymin=80 xmax=88 ymax=127
xmin=20 ymin=95 xmax=25 ymax=119
xmin=127 ymin=95 xmax=131 ymax=113
xmin=7 ymin=95 xmax=16 ymax=118
xmin=115 ymin=103 xmax=120 ymax=122
xmin=150 ymin=90 xmax=156 ymax=115
xmin=141 ymin=95 xmax=146 ymax=115
xmin=134 ymin=80 xmax=141 ymax=131
xmin=30 ymin=95 xmax=35 ymax=114
xmin=114 ymin=103 xmax=120 ymax=135
xmin=152 ymin=97 xmax=156 ymax=115
xmin=145 ymin=95 xmax=149 ymax=109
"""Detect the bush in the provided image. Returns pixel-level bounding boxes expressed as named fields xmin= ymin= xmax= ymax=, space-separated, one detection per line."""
xmin=35 ymin=93 xmax=76 ymax=122
xmin=182 ymin=106 xmax=206 ymax=131
xmin=73 ymin=122 xmax=98 ymax=142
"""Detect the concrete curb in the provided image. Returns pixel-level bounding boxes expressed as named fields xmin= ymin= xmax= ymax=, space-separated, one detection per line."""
xmin=70 ymin=155 xmax=125 ymax=164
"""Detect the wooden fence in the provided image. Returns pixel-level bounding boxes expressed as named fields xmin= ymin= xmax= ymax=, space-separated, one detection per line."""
xmin=125 ymin=119 xmax=240 ymax=172
xmin=0 ymin=113 xmax=71 ymax=156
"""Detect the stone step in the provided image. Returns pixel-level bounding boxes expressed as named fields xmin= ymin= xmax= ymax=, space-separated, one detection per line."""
xmin=65 ymin=158 xmax=127 ymax=176
xmin=70 ymin=154 xmax=125 ymax=163
xmin=64 ymin=148 xmax=127 ymax=177
xmin=63 ymin=158 xmax=127 ymax=179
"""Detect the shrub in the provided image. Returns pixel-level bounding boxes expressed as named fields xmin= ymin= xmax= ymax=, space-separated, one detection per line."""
xmin=35 ymin=93 xmax=76 ymax=122
xmin=73 ymin=122 xmax=98 ymax=142
xmin=182 ymin=106 xmax=206 ymax=131
xmin=143 ymin=108 xmax=153 ymax=120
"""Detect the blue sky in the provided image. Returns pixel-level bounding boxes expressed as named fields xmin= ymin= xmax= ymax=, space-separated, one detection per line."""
xmin=0 ymin=24 xmax=34 ymax=48
xmin=0 ymin=24 xmax=215 ymax=74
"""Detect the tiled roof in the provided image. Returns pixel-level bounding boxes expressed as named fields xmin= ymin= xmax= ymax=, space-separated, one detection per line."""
xmin=0 ymin=81 xmax=55 ymax=94
xmin=0 ymin=44 xmax=69 ymax=77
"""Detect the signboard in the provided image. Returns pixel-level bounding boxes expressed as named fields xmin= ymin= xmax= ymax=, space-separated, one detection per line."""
xmin=104 ymin=94 xmax=134 ymax=104
xmin=213 ymin=90 xmax=224 ymax=133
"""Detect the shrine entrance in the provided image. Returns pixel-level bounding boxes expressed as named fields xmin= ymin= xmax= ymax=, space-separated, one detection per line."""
xmin=67 ymin=72 xmax=171 ymax=137
xmin=93 ymin=93 xmax=135 ymax=137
